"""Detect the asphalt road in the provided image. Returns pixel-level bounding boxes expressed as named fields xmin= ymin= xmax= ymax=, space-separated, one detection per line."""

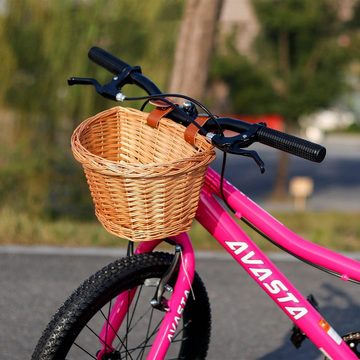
xmin=1 ymin=248 xmax=359 ymax=360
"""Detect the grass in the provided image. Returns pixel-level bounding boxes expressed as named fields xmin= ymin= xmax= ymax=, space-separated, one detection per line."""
xmin=0 ymin=207 xmax=359 ymax=252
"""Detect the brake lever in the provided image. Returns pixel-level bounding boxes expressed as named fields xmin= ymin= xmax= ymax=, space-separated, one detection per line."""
xmin=229 ymin=148 xmax=265 ymax=174
xmin=68 ymin=77 xmax=101 ymax=88
xmin=210 ymin=122 xmax=266 ymax=173
xmin=68 ymin=65 xmax=142 ymax=101
xmin=68 ymin=76 xmax=124 ymax=101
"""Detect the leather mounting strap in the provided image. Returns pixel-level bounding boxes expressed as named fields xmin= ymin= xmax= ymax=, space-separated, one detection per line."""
xmin=147 ymin=106 xmax=174 ymax=128
xmin=184 ymin=116 xmax=210 ymax=145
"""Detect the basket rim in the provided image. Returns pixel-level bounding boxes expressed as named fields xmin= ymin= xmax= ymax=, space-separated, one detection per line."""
xmin=71 ymin=106 xmax=216 ymax=177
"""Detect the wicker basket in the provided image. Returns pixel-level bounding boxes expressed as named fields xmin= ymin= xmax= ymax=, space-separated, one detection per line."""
xmin=71 ymin=106 xmax=215 ymax=241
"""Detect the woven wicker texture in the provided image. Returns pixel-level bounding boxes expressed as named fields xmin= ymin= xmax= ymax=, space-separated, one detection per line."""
xmin=71 ymin=106 xmax=215 ymax=241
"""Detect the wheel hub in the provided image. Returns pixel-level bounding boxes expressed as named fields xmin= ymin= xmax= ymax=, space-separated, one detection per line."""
xmin=343 ymin=332 xmax=360 ymax=358
xmin=324 ymin=332 xmax=360 ymax=359
xmin=101 ymin=350 xmax=122 ymax=360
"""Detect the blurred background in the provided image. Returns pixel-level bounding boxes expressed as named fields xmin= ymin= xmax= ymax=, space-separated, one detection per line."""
xmin=0 ymin=0 xmax=359 ymax=251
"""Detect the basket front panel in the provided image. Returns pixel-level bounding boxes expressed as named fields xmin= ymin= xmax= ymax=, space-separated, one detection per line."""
xmin=80 ymin=114 xmax=122 ymax=162
xmin=83 ymin=167 xmax=131 ymax=227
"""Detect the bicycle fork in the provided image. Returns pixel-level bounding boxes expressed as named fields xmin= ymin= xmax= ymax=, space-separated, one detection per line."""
xmin=96 ymin=233 xmax=196 ymax=360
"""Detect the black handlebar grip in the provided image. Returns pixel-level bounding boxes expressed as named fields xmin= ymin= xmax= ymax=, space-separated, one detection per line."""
xmin=88 ymin=47 xmax=131 ymax=75
xmin=257 ymin=126 xmax=326 ymax=162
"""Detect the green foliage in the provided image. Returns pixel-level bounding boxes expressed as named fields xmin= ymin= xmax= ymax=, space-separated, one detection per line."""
xmin=212 ymin=0 xmax=358 ymax=122
xmin=1 ymin=207 xmax=360 ymax=252
xmin=0 ymin=20 xmax=15 ymax=105
xmin=0 ymin=0 xmax=183 ymax=218
xmin=211 ymin=48 xmax=280 ymax=114
xmin=254 ymin=0 xmax=337 ymax=34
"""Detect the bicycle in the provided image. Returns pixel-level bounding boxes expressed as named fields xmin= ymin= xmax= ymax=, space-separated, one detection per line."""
xmin=32 ymin=47 xmax=360 ymax=360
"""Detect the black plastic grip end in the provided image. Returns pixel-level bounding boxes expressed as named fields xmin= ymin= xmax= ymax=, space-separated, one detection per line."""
xmin=88 ymin=47 xmax=131 ymax=75
xmin=257 ymin=127 xmax=326 ymax=163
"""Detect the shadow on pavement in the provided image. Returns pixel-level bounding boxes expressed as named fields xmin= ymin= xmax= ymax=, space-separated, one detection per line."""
xmin=258 ymin=282 xmax=360 ymax=360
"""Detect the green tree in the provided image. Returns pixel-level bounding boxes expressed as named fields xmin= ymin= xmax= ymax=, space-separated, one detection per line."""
xmin=0 ymin=0 xmax=182 ymax=218
xmin=211 ymin=0 xmax=359 ymax=198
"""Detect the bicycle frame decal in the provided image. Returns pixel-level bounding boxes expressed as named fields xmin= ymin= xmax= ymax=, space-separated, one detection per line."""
xmin=224 ymin=240 xmax=308 ymax=320
xmin=166 ymin=289 xmax=190 ymax=342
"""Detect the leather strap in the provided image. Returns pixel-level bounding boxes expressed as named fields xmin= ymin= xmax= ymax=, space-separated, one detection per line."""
xmin=147 ymin=106 xmax=174 ymax=128
xmin=184 ymin=116 xmax=210 ymax=145
xmin=149 ymin=99 xmax=171 ymax=108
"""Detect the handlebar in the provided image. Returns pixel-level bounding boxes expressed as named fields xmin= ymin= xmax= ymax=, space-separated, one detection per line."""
xmin=256 ymin=126 xmax=325 ymax=163
xmin=89 ymin=47 xmax=132 ymax=75
xmin=73 ymin=47 xmax=326 ymax=164
xmin=191 ymin=117 xmax=326 ymax=163
xmin=88 ymin=47 xmax=162 ymax=95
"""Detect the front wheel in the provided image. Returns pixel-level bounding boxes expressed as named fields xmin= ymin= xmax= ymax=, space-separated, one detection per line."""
xmin=32 ymin=252 xmax=211 ymax=360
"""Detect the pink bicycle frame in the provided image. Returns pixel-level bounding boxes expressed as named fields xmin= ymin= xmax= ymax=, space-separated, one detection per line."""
xmin=98 ymin=167 xmax=360 ymax=360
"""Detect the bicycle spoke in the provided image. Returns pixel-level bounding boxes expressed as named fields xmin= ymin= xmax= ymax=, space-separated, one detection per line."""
xmin=115 ymin=308 xmax=150 ymax=352
xmin=119 ymin=318 xmax=162 ymax=357
xmin=115 ymin=306 xmax=155 ymax=355
xmin=85 ymin=324 xmax=113 ymax=351
xmin=137 ymin=307 xmax=154 ymax=360
xmin=105 ymin=298 xmax=112 ymax=351
xmin=117 ymin=295 xmax=154 ymax=350
xmin=133 ymin=318 xmax=162 ymax=351
xmin=124 ymin=342 xmax=186 ymax=360
xmin=131 ymin=322 xmax=187 ymax=358
xmin=128 ymin=285 xmax=143 ymax=328
xmin=124 ymin=306 xmax=152 ymax=335
xmin=99 ymin=309 xmax=128 ymax=350
xmin=73 ymin=342 xmax=97 ymax=359
xmin=171 ymin=320 xmax=191 ymax=341
xmin=170 ymin=338 xmax=187 ymax=343
xmin=124 ymin=343 xmax=153 ymax=354
xmin=117 ymin=285 xmax=144 ymax=355
xmin=126 ymin=290 xmax=131 ymax=359
xmin=85 ymin=324 xmax=134 ymax=360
